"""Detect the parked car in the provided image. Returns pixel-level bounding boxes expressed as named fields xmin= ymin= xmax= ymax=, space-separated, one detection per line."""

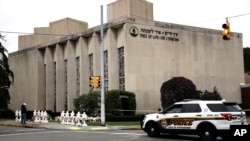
xmin=141 ymin=99 xmax=248 ymax=141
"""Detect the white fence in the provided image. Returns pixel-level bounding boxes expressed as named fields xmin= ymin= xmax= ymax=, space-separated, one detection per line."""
xmin=15 ymin=110 xmax=49 ymax=123
xmin=33 ymin=110 xmax=49 ymax=123
xmin=59 ymin=111 xmax=101 ymax=127
xmin=15 ymin=110 xmax=100 ymax=127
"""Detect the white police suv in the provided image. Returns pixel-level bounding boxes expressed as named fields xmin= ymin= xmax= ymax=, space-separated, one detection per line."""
xmin=141 ymin=99 xmax=248 ymax=141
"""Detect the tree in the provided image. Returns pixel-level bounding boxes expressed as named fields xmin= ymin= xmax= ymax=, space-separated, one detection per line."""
xmin=200 ymin=87 xmax=222 ymax=100
xmin=73 ymin=91 xmax=100 ymax=116
xmin=160 ymin=77 xmax=200 ymax=110
xmin=105 ymin=90 xmax=136 ymax=116
xmin=73 ymin=90 xmax=136 ymax=116
xmin=105 ymin=90 xmax=122 ymax=116
xmin=0 ymin=34 xmax=14 ymax=109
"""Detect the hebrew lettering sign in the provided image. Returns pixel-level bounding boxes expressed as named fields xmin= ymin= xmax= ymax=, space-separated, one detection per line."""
xmin=129 ymin=26 xmax=179 ymax=42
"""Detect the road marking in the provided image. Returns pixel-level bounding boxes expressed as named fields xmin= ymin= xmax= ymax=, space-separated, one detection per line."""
xmin=69 ymin=127 xmax=81 ymax=130
xmin=91 ymin=127 xmax=109 ymax=130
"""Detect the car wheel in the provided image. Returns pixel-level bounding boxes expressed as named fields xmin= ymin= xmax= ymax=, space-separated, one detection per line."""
xmin=146 ymin=122 xmax=160 ymax=137
xmin=199 ymin=125 xmax=217 ymax=141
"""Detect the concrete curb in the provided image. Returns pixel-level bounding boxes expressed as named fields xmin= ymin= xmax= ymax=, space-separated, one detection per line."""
xmin=0 ymin=120 xmax=141 ymax=131
xmin=0 ymin=122 xmax=40 ymax=128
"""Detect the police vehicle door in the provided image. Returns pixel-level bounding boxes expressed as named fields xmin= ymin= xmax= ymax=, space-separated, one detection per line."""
xmin=162 ymin=104 xmax=183 ymax=129
xmin=175 ymin=103 xmax=202 ymax=129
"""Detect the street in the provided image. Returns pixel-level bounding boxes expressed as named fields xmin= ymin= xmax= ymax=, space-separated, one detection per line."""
xmin=0 ymin=125 xmax=224 ymax=141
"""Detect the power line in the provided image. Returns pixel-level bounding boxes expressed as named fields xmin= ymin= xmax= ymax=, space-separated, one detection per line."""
xmin=1 ymin=12 xmax=250 ymax=36
xmin=188 ymin=18 xmax=223 ymax=25
xmin=188 ymin=12 xmax=250 ymax=25
xmin=227 ymin=13 xmax=250 ymax=19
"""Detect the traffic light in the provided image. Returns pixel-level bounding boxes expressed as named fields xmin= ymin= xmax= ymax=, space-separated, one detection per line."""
xmin=89 ymin=77 xmax=95 ymax=88
xmin=221 ymin=20 xmax=230 ymax=40
xmin=96 ymin=76 xmax=101 ymax=88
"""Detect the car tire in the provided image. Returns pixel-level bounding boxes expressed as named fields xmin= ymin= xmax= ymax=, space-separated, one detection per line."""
xmin=199 ymin=125 xmax=217 ymax=141
xmin=146 ymin=122 xmax=160 ymax=137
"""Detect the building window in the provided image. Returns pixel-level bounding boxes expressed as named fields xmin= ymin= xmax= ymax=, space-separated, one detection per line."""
xmin=76 ymin=57 xmax=80 ymax=96
xmin=118 ymin=47 xmax=125 ymax=90
xmin=64 ymin=60 xmax=68 ymax=111
xmin=104 ymin=50 xmax=108 ymax=92
xmin=89 ymin=54 xmax=93 ymax=76
xmin=89 ymin=54 xmax=93 ymax=91
xmin=53 ymin=62 xmax=56 ymax=112
xmin=44 ymin=64 xmax=46 ymax=109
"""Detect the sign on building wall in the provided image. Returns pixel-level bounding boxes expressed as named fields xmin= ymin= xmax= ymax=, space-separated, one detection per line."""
xmin=129 ymin=26 xmax=179 ymax=42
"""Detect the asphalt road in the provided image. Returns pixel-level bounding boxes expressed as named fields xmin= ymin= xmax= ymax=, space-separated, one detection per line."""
xmin=0 ymin=125 xmax=223 ymax=141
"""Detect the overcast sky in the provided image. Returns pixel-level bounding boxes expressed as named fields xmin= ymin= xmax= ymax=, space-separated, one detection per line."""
xmin=0 ymin=0 xmax=250 ymax=53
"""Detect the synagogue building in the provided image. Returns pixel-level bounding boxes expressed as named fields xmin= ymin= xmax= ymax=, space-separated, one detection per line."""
xmin=9 ymin=0 xmax=245 ymax=112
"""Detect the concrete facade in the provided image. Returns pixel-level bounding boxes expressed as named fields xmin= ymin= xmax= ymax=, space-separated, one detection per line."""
xmin=245 ymin=73 xmax=250 ymax=84
xmin=18 ymin=18 xmax=88 ymax=50
xmin=9 ymin=0 xmax=245 ymax=113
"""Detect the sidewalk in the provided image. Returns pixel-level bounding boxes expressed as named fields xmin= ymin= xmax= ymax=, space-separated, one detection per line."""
xmin=0 ymin=120 xmax=141 ymax=131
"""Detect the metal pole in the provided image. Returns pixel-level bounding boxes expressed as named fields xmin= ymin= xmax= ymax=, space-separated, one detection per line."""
xmin=100 ymin=5 xmax=105 ymax=126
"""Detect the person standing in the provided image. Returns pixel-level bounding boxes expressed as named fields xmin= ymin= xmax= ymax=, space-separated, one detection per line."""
xmin=21 ymin=103 xmax=27 ymax=124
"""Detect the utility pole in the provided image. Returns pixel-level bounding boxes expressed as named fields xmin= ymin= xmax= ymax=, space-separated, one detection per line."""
xmin=100 ymin=5 xmax=105 ymax=126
